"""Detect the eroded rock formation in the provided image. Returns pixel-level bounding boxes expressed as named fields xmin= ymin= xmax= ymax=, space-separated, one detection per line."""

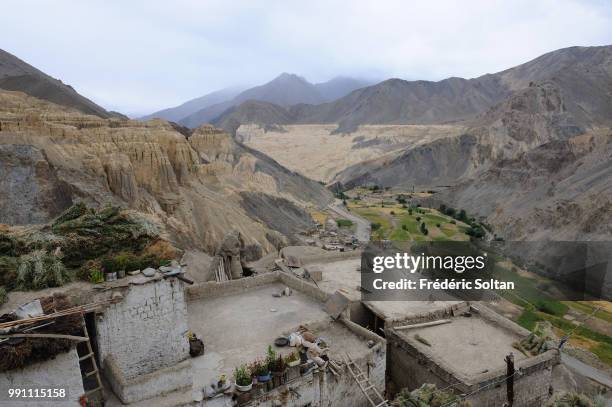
xmin=0 ymin=91 xmax=332 ymax=254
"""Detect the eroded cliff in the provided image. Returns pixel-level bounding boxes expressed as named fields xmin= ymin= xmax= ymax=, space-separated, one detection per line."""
xmin=0 ymin=91 xmax=332 ymax=253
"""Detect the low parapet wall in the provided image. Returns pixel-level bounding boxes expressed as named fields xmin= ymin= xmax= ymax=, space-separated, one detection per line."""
xmin=299 ymin=250 xmax=362 ymax=266
xmin=370 ymin=301 xmax=470 ymax=327
xmin=186 ymin=270 xmax=330 ymax=304
xmin=186 ymin=272 xmax=279 ymax=301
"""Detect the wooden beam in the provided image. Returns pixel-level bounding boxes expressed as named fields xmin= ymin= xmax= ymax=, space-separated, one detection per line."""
xmin=393 ymin=319 xmax=452 ymax=331
xmin=0 ymin=333 xmax=89 ymax=342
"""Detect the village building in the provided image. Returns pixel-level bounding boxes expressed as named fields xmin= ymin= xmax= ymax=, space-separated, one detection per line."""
xmin=0 ymin=246 xmax=562 ymax=407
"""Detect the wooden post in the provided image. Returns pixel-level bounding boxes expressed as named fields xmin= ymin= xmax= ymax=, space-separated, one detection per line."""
xmin=505 ymin=352 xmax=515 ymax=406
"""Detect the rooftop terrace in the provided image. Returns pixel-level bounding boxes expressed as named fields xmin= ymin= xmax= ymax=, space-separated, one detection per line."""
xmin=394 ymin=314 xmax=527 ymax=377
xmin=187 ymin=280 xmax=375 ymax=390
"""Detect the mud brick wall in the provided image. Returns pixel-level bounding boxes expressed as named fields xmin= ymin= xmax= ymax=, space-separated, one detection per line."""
xmin=95 ymin=278 xmax=190 ymax=379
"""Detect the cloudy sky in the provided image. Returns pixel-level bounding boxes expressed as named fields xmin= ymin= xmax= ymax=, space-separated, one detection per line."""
xmin=2 ymin=0 xmax=611 ymax=116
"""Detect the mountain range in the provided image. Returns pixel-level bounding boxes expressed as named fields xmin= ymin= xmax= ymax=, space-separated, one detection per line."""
xmin=214 ymin=45 xmax=612 ymax=134
xmin=222 ymin=45 xmax=612 ymax=240
xmin=142 ymin=73 xmax=372 ymax=128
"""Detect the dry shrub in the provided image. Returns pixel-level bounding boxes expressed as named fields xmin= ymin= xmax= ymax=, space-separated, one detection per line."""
xmin=143 ymin=239 xmax=179 ymax=261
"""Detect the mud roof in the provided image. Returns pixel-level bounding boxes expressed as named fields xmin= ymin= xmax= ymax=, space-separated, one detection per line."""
xmin=186 ymin=274 xmax=383 ymax=390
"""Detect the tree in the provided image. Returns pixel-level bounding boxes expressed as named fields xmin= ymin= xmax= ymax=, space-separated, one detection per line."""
xmin=420 ymin=222 xmax=428 ymax=236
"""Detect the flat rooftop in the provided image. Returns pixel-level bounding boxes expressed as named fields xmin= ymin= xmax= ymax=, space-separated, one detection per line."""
xmin=395 ymin=315 xmax=527 ymax=376
xmin=310 ymin=257 xmax=362 ymax=301
xmin=309 ymin=257 xmax=464 ymax=320
xmin=187 ymin=282 xmax=372 ymax=389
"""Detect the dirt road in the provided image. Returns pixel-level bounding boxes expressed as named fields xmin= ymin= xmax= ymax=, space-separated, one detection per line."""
xmin=327 ymin=199 xmax=371 ymax=243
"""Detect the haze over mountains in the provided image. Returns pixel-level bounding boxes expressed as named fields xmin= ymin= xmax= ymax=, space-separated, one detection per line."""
xmin=139 ymin=86 xmax=244 ymax=123
xmin=143 ymin=73 xmax=373 ymax=128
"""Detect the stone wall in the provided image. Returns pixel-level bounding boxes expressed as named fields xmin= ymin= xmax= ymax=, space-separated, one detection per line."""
xmin=0 ymin=348 xmax=84 ymax=407
xmin=95 ymin=277 xmax=191 ymax=403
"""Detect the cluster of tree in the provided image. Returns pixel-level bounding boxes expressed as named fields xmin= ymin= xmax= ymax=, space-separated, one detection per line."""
xmin=335 ymin=190 xmax=348 ymax=200
xmin=439 ymin=204 xmax=485 ymax=239
xmin=368 ymin=184 xmax=391 ymax=192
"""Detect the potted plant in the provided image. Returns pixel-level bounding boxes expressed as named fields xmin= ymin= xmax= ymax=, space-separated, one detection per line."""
xmin=234 ymin=365 xmax=252 ymax=392
xmin=253 ymin=360 xmax=271 ymax=383
xmin=265 ymin=346 xmax=276 ymax=369
xmin=285 ymin=352 xmax=300 ymax=367
xmin=271 ymin=354 xmax=286 ymax=387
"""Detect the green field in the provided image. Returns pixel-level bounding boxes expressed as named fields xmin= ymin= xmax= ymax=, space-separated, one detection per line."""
xmin=494 ymin=262 xmax=612 ymax=367
xmin=348 ymin=203 xmax=470 ymax=242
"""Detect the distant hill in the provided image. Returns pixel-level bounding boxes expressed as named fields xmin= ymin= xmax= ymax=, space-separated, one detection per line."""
xmin=139 ymin=86 xmax=243 ymax=122
xmin=0 ymin=48 xmax=118 ymax=118
xmin=178 ymin=73 xmax=370 ymax=128
xmin=215 ymin=45 xmax=612 ymax=133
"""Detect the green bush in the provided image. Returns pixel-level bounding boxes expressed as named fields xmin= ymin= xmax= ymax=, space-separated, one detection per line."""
xmin=15 ymin=250 xmax=70 ymax=290
xmin=517 ymin=308 xmax=540 ymax=330
xmin=466 ymin=225 xmax=485 ymax=239
xmin=76 ymin=260 xmax=104 ymax=283
xmin=371 ymin=223 xmax=382 ymax=231
xmin=336 ymin=219 xmax=353 ymax=228
xmin=101 ymin=253 xmax=165 ymax=273
xmin=0 ymin=233 xmax=18 ymax=257
xmin=535 ymin=300 xmax=568 ymax=317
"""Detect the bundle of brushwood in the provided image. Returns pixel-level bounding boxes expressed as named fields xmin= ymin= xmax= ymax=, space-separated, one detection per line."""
xmin=0 ymin=294 xmax=84 ymax=371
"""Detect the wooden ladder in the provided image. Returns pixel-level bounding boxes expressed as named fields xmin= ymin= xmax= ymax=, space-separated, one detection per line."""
xmin=78 ymin=313 xmax=105 ymax=404
xmin=344 ymin=353 xmax=388 ymax=407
